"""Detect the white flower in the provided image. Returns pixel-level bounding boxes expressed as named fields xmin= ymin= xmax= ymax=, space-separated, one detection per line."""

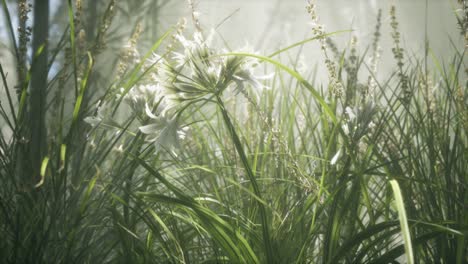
xmin=342 ymin=123 xmax=350 ymax=135
xmin=330 ymin=149 xmax=341 ymax=165
xmin=89 ymin=139 xmax=96 ymax=148
xmin=192 ymin=11 xmax=201 ymax=20
xmin=113 ymin=144 xmax=124 ymax=153
xmin=139 ymin=104 xmax=187 ymax=154
xmin=358 ymin=141 xmax=368 ymax=153
xmin=124 ymin=83 xmax=163 ymax=114
xmin=235 ymin=42 xmax=256 ymax=54
xmin=206 ymin=65 xmax=222 ymax=81
xmin=345 ymin=106 xmax=357 ymax=121
xmin=230 ymin=47 xmax=274 ymax=92
xmin=233 ymin=70 xmax=274 ymax=91
xmin=145 ymin=52 xmax=163 ymax=68
xmin=166 ymin=32 xmax=274 ymax=101
xmin=175 ymin=34 xmax=191 ymax=49
xmin=172 ymin=51 xmax=188 ymax=69
xmin=84 ymin=101 xmax=109 ymax=127
xmin=193 ymin=31 xmax=204 ymax=46
xmin=296 ymin=55 xmax=308 ymax=75
xmin=144 ymin=53 xmax=167 ymax=82
xmin=232 ymin=57 xmax=274 ymax=95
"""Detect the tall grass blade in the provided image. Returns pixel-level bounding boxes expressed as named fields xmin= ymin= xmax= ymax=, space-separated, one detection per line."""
xmin=389 ymin=179 xmax=414 ymax=264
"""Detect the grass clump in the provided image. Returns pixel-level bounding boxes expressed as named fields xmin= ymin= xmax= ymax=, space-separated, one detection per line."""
xmin=0 ymin=0 xmax=466 ymax=263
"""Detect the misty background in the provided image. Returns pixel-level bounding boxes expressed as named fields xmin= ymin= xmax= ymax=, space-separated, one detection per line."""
xmin=1 ymin=0 xmax=463 ymax=85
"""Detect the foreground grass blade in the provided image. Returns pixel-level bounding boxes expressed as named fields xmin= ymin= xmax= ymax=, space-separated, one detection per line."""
xmin=389 ymin=179 xmax=414 ymax=264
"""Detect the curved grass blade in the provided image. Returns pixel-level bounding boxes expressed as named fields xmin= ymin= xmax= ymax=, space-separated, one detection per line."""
xmin=140 ymin=194 xmax=259 ymax=264
xmin=34 ymin=156 xmax=49 ymax=188
xmin=147 ymin=209 xmax=186 ymax=263
xmin=368 ymin=231 xmax=442 ymax=264
xmin=389 ymin=179 xmax=414 ymax=264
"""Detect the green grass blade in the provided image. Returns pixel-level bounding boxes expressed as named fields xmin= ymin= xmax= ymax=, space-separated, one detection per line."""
xmin=140 ymin=194 xmax=259 ymax=263
xmin=79 ymin=166 xmax=100 ymax=214
xmin=34 ymin=156 xmax=49 ymax=188
xmin=147 ymin=209 xmax=186 ymax=262
xmin=72 ymin=52 xmax=93 ymax=123
xmin=389 ymin=179 xmax=414 ymax=264
xmin=328 ymin=221 xmax=400 ymax=263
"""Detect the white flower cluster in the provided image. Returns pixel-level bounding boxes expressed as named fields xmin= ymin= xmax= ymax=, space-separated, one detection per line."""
xmin=121 ymin=84 xmax=163 ymax=114
xmin=84 ymin=101 xmax=113 ymax=127
xmin=341 ymin=101 xmax=377 ymax=144
xmin=85 ymin=29 xmax=272 ymax=155
xmin=162 ymin=31 xmax=273 ymax=101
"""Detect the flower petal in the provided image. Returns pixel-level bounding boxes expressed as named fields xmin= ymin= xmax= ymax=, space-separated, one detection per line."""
xmin=84 ymin=116 xmax=102 ymax=127
xmin=139 ymin=123 xmax=161 ymax=135
xmin=145 ymin=103 xmax=159 ymax=119
xmin=330 ymin=149 xmax=341 ymax=165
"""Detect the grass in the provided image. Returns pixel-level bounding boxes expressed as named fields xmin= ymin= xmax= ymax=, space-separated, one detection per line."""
xmin=0 ymin=1 xmax=466 ymax=263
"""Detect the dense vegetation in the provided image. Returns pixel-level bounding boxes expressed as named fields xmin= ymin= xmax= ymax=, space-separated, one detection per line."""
xmin=0 ymin=1 xmax=466 ymax=263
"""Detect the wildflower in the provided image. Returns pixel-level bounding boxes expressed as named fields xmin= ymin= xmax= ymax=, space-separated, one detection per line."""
xmin=233 ymin=68 xmax=274 ymax=93
xmin=123 ymin=83 xmax=163 ymax=114
xmin=146 ymin=52 xmax=164 ymax=67
xmin=296 ymin=55 xmax=308 ymax=75
xmin=342 ymin=123 xmax=350 ymax=136
xmin=144 ymin=52 xmax=166 ymax=81
xmin=113 ymin=144 xmax=124 ymax=153
xmin=358 ymin=141 xmax=368 ymax=154
xmin=230 ymin=43 xmax=272 ymax=85
xmin=345 ymin=106 xmax=357 ymax=121
xmin=330 ymin=149 xmax=341 ymax=165
xmin=171 ymin=50 xmax=189 ymax=70
xmin=84 ymin=101 xmax=110 ymax=127
xmin=88 ymin=139 xmax=96 ymax=148
xmin=342 ymin=101 xmax=378 ymax=143
xmin=139 ymin=104 xmax=187 ymax=154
